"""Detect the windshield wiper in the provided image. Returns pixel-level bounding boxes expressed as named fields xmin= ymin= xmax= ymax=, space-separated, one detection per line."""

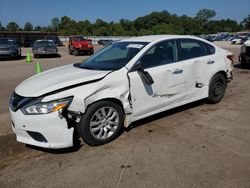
xmin=81 ymin=66 xmax=95 ymax=70
xmin=74 ymin=63 xmax=95 ymax=70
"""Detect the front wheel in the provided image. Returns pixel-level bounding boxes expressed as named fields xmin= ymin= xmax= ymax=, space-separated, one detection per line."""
xmin=207 ymin=73 xmax=227 ymax=104
xmin=77 ymin=101 xmax=124 ymax=146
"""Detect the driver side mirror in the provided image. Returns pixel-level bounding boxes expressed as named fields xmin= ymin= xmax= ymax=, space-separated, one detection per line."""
xmin=135 ymin=63 xmax=154 ymax=85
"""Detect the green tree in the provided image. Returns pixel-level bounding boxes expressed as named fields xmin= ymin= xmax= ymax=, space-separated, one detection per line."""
xmin=195 ymin=9 xmax=216 ymax=23
xmin=241 ymin=15 xmax=250 ymax=29
xmin=92 ymin=19 xmax=110 ymax=36
xmin=59 ymin=16 xmax=72 ymax=34
xmin=50 ymin=11 xmax=242 ymax=36
xmin=110 ymin=23 xmax=124 ymax=36
xmin=0 ymin=22 xmax=4 ymax=31
xmin=77 ymin=20 xmax=93 ymax=35
xmin=24 ymin=22 xmax=33 ymax=31
xmin=51 ymin=17 xmax=59 ymax=31
xmin=34 ymin=25 xmax=42 ymax=31
xmin=6 ymin=22 xmax=19 ymax=31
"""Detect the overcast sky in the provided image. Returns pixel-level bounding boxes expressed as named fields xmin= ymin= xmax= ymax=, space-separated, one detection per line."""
xmin=0 ymin=0 xmax=249 ymax=27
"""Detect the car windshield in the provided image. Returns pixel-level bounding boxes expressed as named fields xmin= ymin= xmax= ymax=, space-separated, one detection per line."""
xmin=34 ymin=41 xmax=55 ymax=47
xmin=75 ymin=42 xmax=148 ymax=70
xmin=0 ymin=39 xmax=15 ymax=45
xmin=73 ymin=36 xmax=87 ymax=41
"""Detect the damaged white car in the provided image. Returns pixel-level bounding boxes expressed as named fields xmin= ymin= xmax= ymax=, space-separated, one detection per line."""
xmin=9 ymin=35 xmax=234 ymax=148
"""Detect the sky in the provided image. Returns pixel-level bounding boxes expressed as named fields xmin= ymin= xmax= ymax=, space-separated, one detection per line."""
xmin=0 ymin=0 xmax=250 ymax=27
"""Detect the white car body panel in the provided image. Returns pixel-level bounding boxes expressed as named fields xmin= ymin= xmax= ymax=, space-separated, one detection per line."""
xmin=10 ymin=108 xmax=74 ymax=148
xmin=15 ymin=64 xmax=111 ymax=97
xmin=10 ymin=35 xmax=233 ymax=148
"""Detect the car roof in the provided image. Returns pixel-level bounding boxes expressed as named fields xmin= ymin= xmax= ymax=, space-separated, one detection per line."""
xmin=0 ymin=38 xmax=16 ymax=40
xmin=70 ymin=36 xmax=87 ymax=38
xmin=121 ymin=35 xmax=203 ymax=43
xmin=35 ymin=40 xmax=54 ymax=42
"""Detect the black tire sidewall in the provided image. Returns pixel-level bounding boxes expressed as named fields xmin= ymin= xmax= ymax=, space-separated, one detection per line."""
xmin=207 ymin=73 xmax=227 ymax=104
xmin=77 ymin=101 xmax=124 ymax=146
xmin=74 ymin=48 xmax=78 ymax=56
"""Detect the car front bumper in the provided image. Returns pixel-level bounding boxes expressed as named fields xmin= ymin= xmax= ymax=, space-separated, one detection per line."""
xmin=76 ymin=47 xmax=93 ymax=52
xmin=33 ymin=49 xmax=58 ymax=55
xmin=10 ymin=108 xmax=74 ymax=149
xmin=0 ymin=50 xmax=18 ymax=58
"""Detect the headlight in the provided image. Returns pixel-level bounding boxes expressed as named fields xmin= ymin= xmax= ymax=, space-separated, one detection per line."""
xmin=24 ymin=97 xmax=73 ymax=115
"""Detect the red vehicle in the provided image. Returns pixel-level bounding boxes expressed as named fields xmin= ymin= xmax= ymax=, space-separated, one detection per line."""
xmin=68 ymin=36 xmax=94 ymax=56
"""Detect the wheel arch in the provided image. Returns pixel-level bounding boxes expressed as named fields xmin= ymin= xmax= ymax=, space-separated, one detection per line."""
xmin=210 ymin=70 xmax=227 ymax=82
xmin=88 ymin=97 xmax=125 ymax=115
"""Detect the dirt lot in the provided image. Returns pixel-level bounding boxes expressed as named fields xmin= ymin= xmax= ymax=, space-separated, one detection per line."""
xmin=0 ymin=42 xmax=250 ymax=188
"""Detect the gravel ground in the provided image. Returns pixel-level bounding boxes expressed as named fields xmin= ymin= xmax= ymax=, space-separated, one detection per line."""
xmin=0 ymin=42 xmax=249 ymax=188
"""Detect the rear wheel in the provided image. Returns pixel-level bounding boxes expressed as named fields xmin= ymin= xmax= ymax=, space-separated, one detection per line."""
xmin=73 ymin=48 xmax=79 ymax=56
xmin=89 ymin=49 xmax=94 ymax=55
xmin=207 ymin=73 xmax=227 ymax=104
xmin=68 ymin=49 xmax=72 ymax=55
xmin=77 ymin=101 xmax=124 ymax=146
xmin=239 ymin=53 xmax=247 ymax=68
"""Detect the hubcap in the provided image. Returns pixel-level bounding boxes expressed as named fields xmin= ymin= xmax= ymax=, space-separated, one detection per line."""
xmin=90 ymin=107 xmax=119 ymax=140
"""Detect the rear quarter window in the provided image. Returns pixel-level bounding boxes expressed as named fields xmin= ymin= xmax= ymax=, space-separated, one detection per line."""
xmin=178 ymin=39 xmax=214 ymax=61
xmin=205 ymin=43 xmax=216 ymax=55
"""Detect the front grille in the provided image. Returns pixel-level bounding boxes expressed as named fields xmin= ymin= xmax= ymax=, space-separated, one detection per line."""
xmin=9 ymin=92 xmax=34 ymax=112
xmin=27 ymin=131 xmax=47 ymax=143
xmin=0 ymin=47 xmax=10 ymax=51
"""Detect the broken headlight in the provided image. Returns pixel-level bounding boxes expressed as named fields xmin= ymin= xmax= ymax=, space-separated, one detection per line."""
xmin=23 ymin=97 xmax=73 ymax=115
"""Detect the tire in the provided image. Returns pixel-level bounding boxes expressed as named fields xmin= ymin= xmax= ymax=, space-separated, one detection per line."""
xmin=89 ymin=49 xmax=94 ymax=55
xmin=73 ymin=48 xmax=79 ymax=56
xmin=207 ymin=73 xmax=227 ymax=104
xmin=77 ymin=101 xmax=124 ymax=146
xmin=68 ymin=47 xmax=73 ymax=55
xmin=16 ymin=53 xmax=21 ymax=60
xmin=239 ymin=53 xmax=247 ymax=68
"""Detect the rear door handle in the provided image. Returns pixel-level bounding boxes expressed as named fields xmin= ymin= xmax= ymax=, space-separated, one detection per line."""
xmin=173 ymin=69 xmax=183 ymax=74
xmin=207 ymin=60 xmax=214 ymax=64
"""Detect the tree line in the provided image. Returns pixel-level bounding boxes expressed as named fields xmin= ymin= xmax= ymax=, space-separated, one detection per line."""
xmin=1 ymin=9 xmax=250 ymax=36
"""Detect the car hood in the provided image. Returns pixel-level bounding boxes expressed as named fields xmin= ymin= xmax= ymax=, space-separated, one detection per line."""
xmin=15 ymin=64 xmax=111 ymax=97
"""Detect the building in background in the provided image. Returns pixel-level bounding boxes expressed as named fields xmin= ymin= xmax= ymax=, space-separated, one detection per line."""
xmin=0 ymin=31 xmax=63 ymax=47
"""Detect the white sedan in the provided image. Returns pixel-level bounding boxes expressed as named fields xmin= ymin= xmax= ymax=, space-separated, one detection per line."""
xmin=9 ymin=35 xmax=234 ymax=148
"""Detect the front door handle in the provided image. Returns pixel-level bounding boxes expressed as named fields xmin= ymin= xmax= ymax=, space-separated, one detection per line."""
xmin=207 ymin=60 xmax=215 ymax=64
xmin=173 ymin=69 xmax=183 ymax=74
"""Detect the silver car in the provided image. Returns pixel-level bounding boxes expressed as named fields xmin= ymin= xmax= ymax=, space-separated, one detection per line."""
xmin=0 ymin=38 xmax=21 ymax=59
xmin=32 ymin=40 xmax=59 ymax=58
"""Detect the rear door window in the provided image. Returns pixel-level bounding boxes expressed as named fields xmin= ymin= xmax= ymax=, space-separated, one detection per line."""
xmin=178 ymin=39 xmax=212 ymax=61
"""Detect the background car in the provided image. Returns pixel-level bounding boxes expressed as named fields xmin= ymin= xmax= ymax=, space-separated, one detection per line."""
xmin=231 ymin=37 xmax=242 ymax=45
xmin=98 ymin=39 xmax=115 ymax=46
xmin=0 ymin=38 xmax=21 ymax=59
xmin=239 ymin=40 xmax=250 ymax=67
xmin=32 ymin=40 xmax=59 ymax=58
xmin=68 ymin=36 xmax=94 ymax=56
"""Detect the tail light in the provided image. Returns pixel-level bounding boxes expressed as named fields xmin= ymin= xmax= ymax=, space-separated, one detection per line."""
xmin=227 ymin=55 xmax=235 ymax=65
